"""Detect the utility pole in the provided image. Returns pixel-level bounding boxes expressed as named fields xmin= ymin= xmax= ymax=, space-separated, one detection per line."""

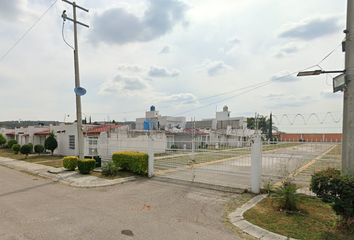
xmin=342 ymin=0 xmax=354 ymax=174
xmin=62 ymin=0 xmax=89 ymax=160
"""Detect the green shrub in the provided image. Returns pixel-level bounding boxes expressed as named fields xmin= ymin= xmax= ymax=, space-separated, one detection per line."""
xmin=311 ymin=168 xmax=354 ymax=228
xmin=101 ymin=161 xmax=119 ymax=176
xmin=78 ymin=159 xmax=96 ymax=174
xmin=112 ymin=151 xmax=148 ymax=175
xmin=20 ymin=144 xmax=32 ymax=159
xmin=271 ymin=181 xmax=301 ymax=212
xmin=310 ymin=168 xmax=341 ymax=203
xmin=28 ymin=143 xmax=33 ymax=154
xmin=8 ymin=139 xmax=17 ymax=149
xmin=12 ymin=144 xmax=21 ymax=154
xmin=34 ymin=144 xmax=44 ymax=155
xmin=62 ymin=156 xmax=78 ymax=171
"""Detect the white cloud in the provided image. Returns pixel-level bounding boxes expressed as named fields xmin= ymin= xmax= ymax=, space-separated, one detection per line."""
xmin=227 ymin=36 xmax=240 ymax=44
xmin=148 ymin=66 xmax=180 ymax=77
xmin=273 ymin=42 xmax=303 ymax=59
xmin=196 ymin=59 xmax=234 ymax=76
xmin=89 ymin=0 xmax=190 ymax=45
xmin=159 ymin=45 xmax=172 ymax=54
xmin=278 ymin=14 xmax=343 ymax=40
xmin=264 ymin=93 xmax=314 ymax=108
xmin=321 ymin=90 xmax=343 ymax=99
xmin=153 ymin=93 xmax=199 ymax=106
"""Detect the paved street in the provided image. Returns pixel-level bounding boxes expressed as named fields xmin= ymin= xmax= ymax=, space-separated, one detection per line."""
xmin=0 ymin=166 xmax=244 ymax=240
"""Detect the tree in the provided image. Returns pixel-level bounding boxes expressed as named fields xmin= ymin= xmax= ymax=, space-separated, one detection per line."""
xmin=20 ymin=144 xmax=32 ymax=159
xmin=7 ymin=139 xmax=17 ymax=149
xmin=12 ymin=144 xmax=21 ymax=154
xmin=0 ymin=133 xmax=6 ymax=148
xmin=44 ymin=131 xmax=58 ymax=155
xmin=34 ymin=144 xmax=44 ymax=155
xmin=247 ymin=114 xmax=278 ymax=137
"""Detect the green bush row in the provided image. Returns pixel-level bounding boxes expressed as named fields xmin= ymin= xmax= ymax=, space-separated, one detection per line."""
xmin=112 ymin=151 xmax=148 ymax=175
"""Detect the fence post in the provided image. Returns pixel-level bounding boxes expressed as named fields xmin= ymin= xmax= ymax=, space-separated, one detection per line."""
xmin=148 ymin=132 xmax=154 ymax=178
xmin=251 ymin=134 xmax=262 ymax=194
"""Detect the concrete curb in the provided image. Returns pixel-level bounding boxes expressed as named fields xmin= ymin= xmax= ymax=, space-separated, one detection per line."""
xmin=229 ymin=194 xmax=297 ymax=240
xmin=0 ymin=157 xmax=137 ymax=188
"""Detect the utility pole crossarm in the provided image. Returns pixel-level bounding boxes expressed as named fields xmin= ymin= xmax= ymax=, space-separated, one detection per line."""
xmin=62 ymin=15 xmax=89 ymax=28
xmin=62 ymin=0 xmax=89 ymax=12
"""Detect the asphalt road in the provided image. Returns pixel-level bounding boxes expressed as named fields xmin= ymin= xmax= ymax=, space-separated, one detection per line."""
xmin=0 ymin=166 xmax=244 ymax=240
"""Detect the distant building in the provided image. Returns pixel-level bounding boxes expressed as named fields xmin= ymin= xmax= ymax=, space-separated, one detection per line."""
xmin=185 ymin=106 xmax=254 ymax=147
xmin=136 ymin=105 xmax=186 ymax=130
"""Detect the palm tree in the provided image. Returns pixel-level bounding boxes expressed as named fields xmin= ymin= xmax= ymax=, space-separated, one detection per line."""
xmin=247 ymin=114 xmax=278 ymax=137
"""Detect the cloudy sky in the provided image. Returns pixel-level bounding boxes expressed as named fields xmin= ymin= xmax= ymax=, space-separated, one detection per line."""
xmin=0 ymin=0 xmax=347 ymax=133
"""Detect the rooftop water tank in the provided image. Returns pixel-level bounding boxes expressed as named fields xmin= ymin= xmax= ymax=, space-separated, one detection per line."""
xmin=144 ymin=120 xmax=152 ymax=130
xmin=150 ymin=105 xmax=155 ymax=111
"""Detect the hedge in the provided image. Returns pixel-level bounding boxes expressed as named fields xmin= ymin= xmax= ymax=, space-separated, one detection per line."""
xmin=62 ymin=156 xmax=78 ymax=171
xmin=112 ymin=151 xmax=148 ymax=175
xmin=78 ymin=159 xmax=96 ymax=174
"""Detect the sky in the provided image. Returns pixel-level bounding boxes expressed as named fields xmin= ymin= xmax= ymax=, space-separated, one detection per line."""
xmin=0 ymin=0 xmax=347 ymax=133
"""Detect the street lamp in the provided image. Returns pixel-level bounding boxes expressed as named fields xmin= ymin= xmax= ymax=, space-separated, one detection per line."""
xmin=297 ymin=69 xmax=346 ymax=93
xmin=297 ymin=70 xmax=345 ymax=76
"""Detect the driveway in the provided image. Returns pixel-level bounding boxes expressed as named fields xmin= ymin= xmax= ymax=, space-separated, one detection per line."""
xmin=0 ymin=166 xmax=246 ymax=240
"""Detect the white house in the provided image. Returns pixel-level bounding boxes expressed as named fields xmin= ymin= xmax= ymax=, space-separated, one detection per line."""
xmin=136 ymin=105 xmax=186 ymax=130
xmin=49 ymin=123 xmax=166 ymax=160
xmin=1 ymin=126 xmax=50 ymax=146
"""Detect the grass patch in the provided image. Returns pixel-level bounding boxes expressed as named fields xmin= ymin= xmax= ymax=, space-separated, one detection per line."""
xmin=0 ymin=148 xmax=64 ymax=162
xmin=243 ymin=196 xmax=354 ymax=240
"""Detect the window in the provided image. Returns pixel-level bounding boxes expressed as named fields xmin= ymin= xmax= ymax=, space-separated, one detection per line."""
xmin=88 ymin=136 xmax=98 ymax=155
xmin=88 ymin=136 xmax=98 ymax=145
xmin=69 ymin=135 xmax=75 ymax=150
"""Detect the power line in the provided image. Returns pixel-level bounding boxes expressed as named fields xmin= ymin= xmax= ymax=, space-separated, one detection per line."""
xmin=0 ymin=0 xmax=58 ymax=63
xmin=86 ymin=43 xmax=343 ymax=118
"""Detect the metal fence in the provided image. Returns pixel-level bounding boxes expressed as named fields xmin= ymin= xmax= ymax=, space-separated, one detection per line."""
xmin=94 ymin=130 xmax=342 ymax=193
xmin=154 ymin=139 xmax=252 ymax=189
xmin=261 ymin=140 xmax=341 ymax=193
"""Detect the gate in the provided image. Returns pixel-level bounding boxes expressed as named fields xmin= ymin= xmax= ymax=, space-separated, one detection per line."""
xmin=261 ymin=140 xmax=342 ymax=193
xmin=153 ymin=137 xmax=253 ymax=189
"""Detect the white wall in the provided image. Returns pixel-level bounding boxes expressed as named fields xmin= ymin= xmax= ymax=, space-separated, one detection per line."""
xmin=98 ymin=130 xmax=167 ymax=161
xmin=50 ymin=124 xmax=78 ymax=156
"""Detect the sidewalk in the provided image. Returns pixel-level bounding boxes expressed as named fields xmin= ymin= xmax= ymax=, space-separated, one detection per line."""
xmin=0 ymin=157 xmax=137 ymax=187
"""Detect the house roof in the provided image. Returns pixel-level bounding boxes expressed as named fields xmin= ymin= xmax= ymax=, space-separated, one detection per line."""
xmin=6 ymin=132 xmax=15 ymax=136
xmin=34 ymin=130 xmax=50 ymax=136
xmin=84 ymin=124 xmax=126 ymax=135
xmin=23 ymin=134 xmax=29 ymax=137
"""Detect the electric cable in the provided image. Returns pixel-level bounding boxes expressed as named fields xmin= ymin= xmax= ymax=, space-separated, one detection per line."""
xmin=62 ymin=20 xmax=74 ymax=50
xmin=0 ymin=0 xmax=58 ymax=63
